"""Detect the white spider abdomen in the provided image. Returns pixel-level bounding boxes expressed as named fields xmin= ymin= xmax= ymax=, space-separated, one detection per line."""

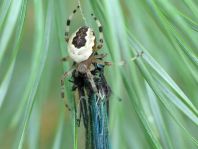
xmin=68 ymin=27 xmax=95 ymax=63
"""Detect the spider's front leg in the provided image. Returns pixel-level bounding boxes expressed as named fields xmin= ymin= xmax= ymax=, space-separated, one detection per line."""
xmin=93 ymin=53 xmax=107 ymax=59
xmin=61 ymin=68 xmax=75 ymax=111
xmin=93 ymin=51 xmax=144 ymax=67
xmin=92 ymin=54 xmax=112 ymax=66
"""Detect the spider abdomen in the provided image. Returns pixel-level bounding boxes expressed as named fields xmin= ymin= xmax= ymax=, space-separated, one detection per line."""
xmin=68 ymin=26 xmax=95 ymax=63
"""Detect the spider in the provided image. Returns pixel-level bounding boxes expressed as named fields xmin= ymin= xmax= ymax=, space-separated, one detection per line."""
xmin=61 ymin=5 xmax=111 ymax=107
xmin=61 ymin=5 xmax=143 ymax=111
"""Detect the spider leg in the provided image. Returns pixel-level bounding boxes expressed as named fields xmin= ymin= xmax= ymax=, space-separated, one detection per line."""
xmin=93 ymin=53 xmax=108 ymax=59
xmin=91 ymin=14 xmax=104 ymax=50
xmin=86 ymin=69 xmax=98 ymax=94
xmin=117 ymin=51 xmax=144 ymax=66
xmin=94 ymin=51 xmax=144 ymax=67
xmin=61 ymin=56 xmax=71 ymax=62
xmin=94 ymin=59 xmax=112 ymax=66
xmin=76 ymin=95 xmax=86 ymax=127
xmin=65 ymin=5 xmax=80 ymax=42
xmin=130 ymin=51 xmax=144 ymax=61
xmin=76 ymin=101 xmax=82 ymax=127
xmin=91 ymin=54 xmax=112 ymax=66
xmin=61 ymin=68 xmax=75 ymax=111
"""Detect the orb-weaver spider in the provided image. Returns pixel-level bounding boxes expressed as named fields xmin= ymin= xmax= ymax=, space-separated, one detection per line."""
xmin=61 ymin=5 xmax=143 ymax=112
xmin=61 ymin=5 xmax=111 ymax=106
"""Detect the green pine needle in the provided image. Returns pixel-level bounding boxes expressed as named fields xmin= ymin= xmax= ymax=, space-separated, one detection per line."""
xmin=0 ymin=0 xmax=197 ymax=149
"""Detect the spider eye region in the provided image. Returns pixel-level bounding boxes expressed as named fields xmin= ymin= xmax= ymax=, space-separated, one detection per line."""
xmin=68 ymin=26 xmax=96 ymax=63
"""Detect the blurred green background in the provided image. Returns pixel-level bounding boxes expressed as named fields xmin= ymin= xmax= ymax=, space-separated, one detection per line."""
xmin=0 ymin=0 xmax=198 ymax=149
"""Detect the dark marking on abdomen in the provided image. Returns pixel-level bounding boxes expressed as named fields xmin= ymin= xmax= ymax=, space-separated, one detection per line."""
xmin=72 ymin=26 xmax=89 ymax=48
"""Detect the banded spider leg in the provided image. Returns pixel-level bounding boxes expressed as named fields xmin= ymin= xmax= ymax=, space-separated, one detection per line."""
xmin=60 ymin=67 xmax=75 ymax=111
xmin=65 ymin=5 xmax=80 ymax=42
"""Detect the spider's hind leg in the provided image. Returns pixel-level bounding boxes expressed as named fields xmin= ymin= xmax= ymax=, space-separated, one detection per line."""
xmin=91 ymin=14 xmax=104 ymax=50
xmin=65 ymin=5 xmax=80 ymax=42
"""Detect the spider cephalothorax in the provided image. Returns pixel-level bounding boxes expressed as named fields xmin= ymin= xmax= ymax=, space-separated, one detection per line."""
xmin=68 ymin=26 xmax=96 ymax=63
